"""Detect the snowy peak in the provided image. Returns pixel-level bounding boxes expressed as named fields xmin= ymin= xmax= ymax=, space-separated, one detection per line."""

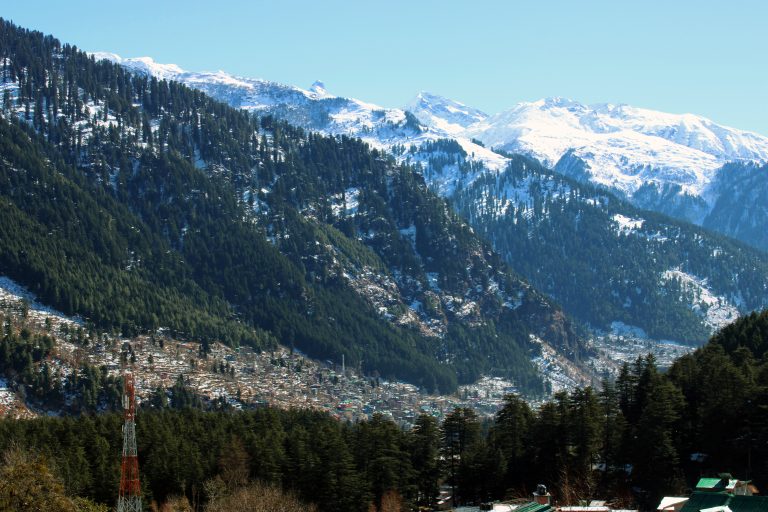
xmin=92 ymin=52 xmax=509 ymax=181
xmin=405 ymin=91 xmax=488 ymax=135
xmin=475 ymin=96 xmax=768 ymax=165
xmin=462 ymin=96 xmax=768 ymax=199
xmin=94 ymin=51 xmax=768 ymax=247
xmin=308 ymin=80 xmax=331 ymax=98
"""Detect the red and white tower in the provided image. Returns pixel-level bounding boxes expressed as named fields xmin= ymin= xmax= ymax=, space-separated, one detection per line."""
xmin=117 ymin=372 xmax=142 ymax=512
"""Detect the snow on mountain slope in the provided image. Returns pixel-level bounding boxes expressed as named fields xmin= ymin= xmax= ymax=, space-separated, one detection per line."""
xmin=661 ymin=269 xmax=741 ymax=331
xmin=405 ymin=91 xmax=488 ymax=135
xmin=95 ymin=53 xmax=768 ymax=249
xmin=406 ymin=93 xmax=768 ymax=242
xmin=91 ymin=53 xmax=505 ymax=190
xmin=91 ymin=53 xmax=185 ymax=80
xmin=462 ymin=97 xmax=768 ymax=210
xmin=97 ymin=53 xmax=768 ymax=198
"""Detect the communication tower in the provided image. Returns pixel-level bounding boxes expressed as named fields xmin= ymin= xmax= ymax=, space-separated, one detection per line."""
xmin=117 ymin=372 xmax=142 ymax=512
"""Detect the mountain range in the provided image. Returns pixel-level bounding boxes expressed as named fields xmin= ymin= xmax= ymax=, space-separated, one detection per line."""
xmin=96 ymin=53 xmax=768 ymax=254
xmin=0 ymin=19 xmax=767 ymax=402
xmin=93 ymin=52 xmax=768 ymax=344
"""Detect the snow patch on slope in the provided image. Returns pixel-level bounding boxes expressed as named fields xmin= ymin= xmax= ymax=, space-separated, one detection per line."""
xmin=612 ymin=213 xmax=645 ymax=235
xmin=530 ymin=335 xmax=590 ymax=394
xmin=661 ymin=269 xmax=740 ymax=330
xmin=330 ymin=187 xmax=361 ymax=217
xmin=0 ymin=276 xmax=83 ymax=328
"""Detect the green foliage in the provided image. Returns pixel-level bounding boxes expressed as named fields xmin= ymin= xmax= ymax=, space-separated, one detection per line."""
xmin=2 ymin=310 xmax=768 ymax=510
xmin=409 ymin=415 xmax=441 ymax=508
xmin=710 ymin=310 xmax=768 ymax=357
xmin=0 ymin=446 xmax=109 ymax=512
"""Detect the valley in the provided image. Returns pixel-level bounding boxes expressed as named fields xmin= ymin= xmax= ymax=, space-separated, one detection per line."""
xmin=0 ymin=9 xmax=766 ymax=511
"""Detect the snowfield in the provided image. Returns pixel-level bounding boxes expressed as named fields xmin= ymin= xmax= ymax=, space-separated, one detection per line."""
xmin=612 ymin=213 xmax=645 ymax=235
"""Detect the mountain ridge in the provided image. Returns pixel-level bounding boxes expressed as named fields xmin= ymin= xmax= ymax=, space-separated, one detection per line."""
xmin=88 ymin=49 xmax=768 ymax=345
xmin=93 ymin=52 xmax=768 ymax=251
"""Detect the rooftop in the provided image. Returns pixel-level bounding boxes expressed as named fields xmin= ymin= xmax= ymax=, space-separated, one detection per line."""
xmin=679 ymin=493 xmax=768 ymax=512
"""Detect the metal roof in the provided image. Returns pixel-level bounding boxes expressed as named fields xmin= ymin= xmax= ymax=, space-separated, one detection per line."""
xmin=513 ymin=502 xmax=552 ymax=512
xmin=658 ymin=497 xmax=690 ymax=510
xmin=681 ymin=493 xmax=731 ymax=512
xmin=697 ymin=478 xmax=739 ymax=491
xmin=728 ymin=496 xmax=768 ymax=512
xmin=680 ymin=493 xmax=768 ymax=512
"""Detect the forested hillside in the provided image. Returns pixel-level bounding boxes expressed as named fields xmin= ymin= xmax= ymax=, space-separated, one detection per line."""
xmin=453 ymin=154 xmax=768 ymax=342
xmin=705 ymin=161 xmax=768 ymax=252
xmin=0 ymin=19 xmax=584 ymax=393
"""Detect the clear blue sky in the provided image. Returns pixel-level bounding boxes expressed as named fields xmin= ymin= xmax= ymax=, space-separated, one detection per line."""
xmin=4 ymin=0 xmax=767 ymax=135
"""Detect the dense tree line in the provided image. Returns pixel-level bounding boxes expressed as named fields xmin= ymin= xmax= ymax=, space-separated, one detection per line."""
xmin=0 ymin=18 xmax=583 ymax=393
xmin=2 ymin=310 xmax=768 ymax=511
xmin=0 ymin=407 xmax=428 ymax=511
xmin=446 ymin=310 xmax=768 ymax=509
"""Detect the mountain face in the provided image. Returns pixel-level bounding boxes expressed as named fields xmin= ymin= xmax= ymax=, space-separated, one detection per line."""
xmin=452 ymin=154 xmax=768 ymax=343
xmin=0 ymin=20 xmax=587 ymax=394
xmin=95 ymin=54 xmax=768 ymax=253
xmin=404 ymin=92 xmax=488 ymax=135
xmin=90 ymin=53 xmax=509 ymax=197
xmin=447 ymin=97 xmax=768 ymax=249
xmin=90 ymin=51 xmax=768 ymax=344
xmin=704 ymin=161 xmax=768 ymax=252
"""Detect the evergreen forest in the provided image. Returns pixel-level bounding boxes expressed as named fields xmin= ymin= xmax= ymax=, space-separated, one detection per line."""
xmin=1 ymin=310 xmax=768 ymax=511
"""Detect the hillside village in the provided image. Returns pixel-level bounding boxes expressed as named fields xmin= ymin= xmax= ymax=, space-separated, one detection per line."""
xmin=0 ymin=276 xmax=522 ymax=423
xmin=1 ymin=275 xmax=692 ymax=425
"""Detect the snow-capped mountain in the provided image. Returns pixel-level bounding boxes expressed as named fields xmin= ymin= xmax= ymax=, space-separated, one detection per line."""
xmin=91 ymin=53 xmax=410 ymax=134
xmin=94 ymin=53 xmax=768 ymax=250
xmin=74 ymin=48 xmax=768 ymax=360
xmin=90 ymin=53 xmax=506 ymax=196
xmin=410 ymin=93 xmax=768 ymax=249
xmin=461 ymin=97 xmax=768 ymax=219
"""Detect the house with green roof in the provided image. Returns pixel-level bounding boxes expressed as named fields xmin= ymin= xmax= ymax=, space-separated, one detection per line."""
xmin=695 ymin=475 xmax=756 ymax=496
xmin=675 ymin=492 xmax=768 ymax=512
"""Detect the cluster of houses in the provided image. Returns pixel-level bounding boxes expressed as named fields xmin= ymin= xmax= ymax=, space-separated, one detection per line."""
xmin=453 ymin=475 xmax=768 ymax=512
xmin=658 ymin=475 xmax=767 ymax=512
xmin=452 ymin=485 xmax=638 ymax=512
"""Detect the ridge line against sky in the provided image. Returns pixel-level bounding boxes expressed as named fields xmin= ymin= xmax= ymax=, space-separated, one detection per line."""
xmin=3 ymin=0 xmax=767 ymax=136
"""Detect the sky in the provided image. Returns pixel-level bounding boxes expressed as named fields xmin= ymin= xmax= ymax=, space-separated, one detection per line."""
xmin=4 ymin=0 xmax=767 ymax=135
